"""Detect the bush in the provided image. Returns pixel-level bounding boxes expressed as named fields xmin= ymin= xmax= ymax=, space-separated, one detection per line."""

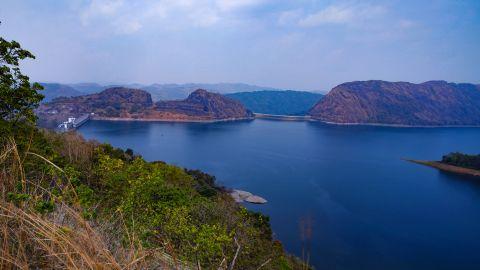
xmin=442 ymin=152 xmax=480 ymax=170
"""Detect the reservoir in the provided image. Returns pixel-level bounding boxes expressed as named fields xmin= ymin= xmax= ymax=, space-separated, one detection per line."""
xmin=79 ymin=119 xmax=480 ymax=270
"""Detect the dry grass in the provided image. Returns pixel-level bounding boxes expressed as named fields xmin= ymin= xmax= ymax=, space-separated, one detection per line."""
xmin=0 ymin=138 xmax=186 ymax=270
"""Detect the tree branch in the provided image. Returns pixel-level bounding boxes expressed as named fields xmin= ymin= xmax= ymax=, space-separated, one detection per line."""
xmin=256 ymin=258 xmax=272 ymax=270
xmin=228 ymin=237 xmax=241 ymax=270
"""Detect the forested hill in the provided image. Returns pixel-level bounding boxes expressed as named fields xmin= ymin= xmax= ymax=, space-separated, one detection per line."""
xmin=226 ymin=90 xmax=323 ymax=116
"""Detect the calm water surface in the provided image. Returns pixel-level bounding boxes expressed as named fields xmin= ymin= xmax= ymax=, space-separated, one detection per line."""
xmin=79 ymin=119 xmax=480 ymax=270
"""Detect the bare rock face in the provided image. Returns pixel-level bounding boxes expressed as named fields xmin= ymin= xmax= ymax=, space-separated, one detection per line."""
xmin=37 ymin=87 xmax=153 ymax=126
xmin=309 ymin=80 xmax=480 ymax=126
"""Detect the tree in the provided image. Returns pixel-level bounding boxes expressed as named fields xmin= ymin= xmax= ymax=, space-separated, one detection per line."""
xmin=0 ymin=25 xmax=43 ymax=132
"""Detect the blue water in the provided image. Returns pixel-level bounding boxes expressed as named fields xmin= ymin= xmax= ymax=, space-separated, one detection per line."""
xmin=79 ymin=119 xmax=480 ymax=270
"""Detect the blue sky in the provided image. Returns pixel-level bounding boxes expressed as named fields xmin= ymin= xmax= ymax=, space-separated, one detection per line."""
xmin=1 ymin=0 xmax=479 ymax=91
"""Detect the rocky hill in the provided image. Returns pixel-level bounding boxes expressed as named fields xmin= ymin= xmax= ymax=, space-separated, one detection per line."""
xmin=309 ymin=80 xmax=480 ymax=126
xmin=226 ymin=90 xmax=323 ymax=115
xmin=37 ymin=88 xmax=253 ymax=127
xmin=151 ymin=89 xmax=254 ymax=120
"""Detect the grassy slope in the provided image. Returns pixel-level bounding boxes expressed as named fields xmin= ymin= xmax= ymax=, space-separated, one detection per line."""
xmin=0 ymin=126 xmax=309 ymax=269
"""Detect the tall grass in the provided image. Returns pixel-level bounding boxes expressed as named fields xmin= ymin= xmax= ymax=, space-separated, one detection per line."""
xmin=0 ymin=138 xmax=184 ymax=270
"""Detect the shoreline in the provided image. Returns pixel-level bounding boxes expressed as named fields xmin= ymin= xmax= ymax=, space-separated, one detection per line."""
xmin=253 ymin=113 xmax=312 ymax=121
xmin=92 ymin=116 xmax=255 ymax=123
xmin=405 ymin=159 xmax=480 ymax=177
xmin=85 ymin=115 xmax=480 ymax=128
xmin=313 ymin=119 xmax=480 ymax=128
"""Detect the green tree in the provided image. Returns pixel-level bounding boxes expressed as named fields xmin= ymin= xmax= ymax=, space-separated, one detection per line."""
xmin=1 ymin=27 xmax=43 ymax=134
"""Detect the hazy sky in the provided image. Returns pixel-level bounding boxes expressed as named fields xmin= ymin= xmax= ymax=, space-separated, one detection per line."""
xmin=1 ymin=0 xmax=479 ymax=91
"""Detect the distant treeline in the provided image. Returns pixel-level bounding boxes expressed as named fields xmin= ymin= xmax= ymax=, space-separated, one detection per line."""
xmin=441 ymin=152 xmax=480 ymax=170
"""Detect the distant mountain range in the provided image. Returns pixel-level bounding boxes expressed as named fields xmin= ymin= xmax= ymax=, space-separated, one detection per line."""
xmin=66 ymin=83 xmax=105 ymax=94
xmin=143 ymin=83 xmax=283 ymax=101
xmin=226 ymin=90 xmax=323 ymax=115
xmin=38 ymin=80 xmax=480 ymax=127
xmin=309 ymin=80 xmax=480 ymax=126
xmin=39 ymin=83 xmax=84 ymax=102
xmin=40 ymin=82 xmax=290 ymax=102
xmin=37 ymin=88 xmax=253 ymax=127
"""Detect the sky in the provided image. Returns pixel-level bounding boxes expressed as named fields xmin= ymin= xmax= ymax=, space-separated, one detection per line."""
xmin=1 ymin=0 xmax=479 ymax=91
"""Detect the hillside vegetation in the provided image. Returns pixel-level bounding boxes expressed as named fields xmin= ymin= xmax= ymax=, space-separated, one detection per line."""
xmin=0 ymin=34 xmax=308 ymax=269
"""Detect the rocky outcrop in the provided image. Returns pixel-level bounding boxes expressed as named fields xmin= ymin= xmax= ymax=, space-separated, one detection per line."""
xmin=152 ymin=89 xmax=254 ymax=120
xmin=309 ymin=80 xmax=480 ymax=126
xmin=37 ymin=88 xmax=253 ymax=127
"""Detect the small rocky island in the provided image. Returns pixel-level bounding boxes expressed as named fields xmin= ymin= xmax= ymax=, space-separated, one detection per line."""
xmin=36 ymin=88 xmax=254 ymax=128
xmin=407 ymin=152 xmax=480 ymax=177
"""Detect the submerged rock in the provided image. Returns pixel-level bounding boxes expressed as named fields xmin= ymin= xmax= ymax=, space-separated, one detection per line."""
xmin=230 ymin=189 xmax=267 ymax=204
xmin=244 ymin=195 xmax=267 ymax=204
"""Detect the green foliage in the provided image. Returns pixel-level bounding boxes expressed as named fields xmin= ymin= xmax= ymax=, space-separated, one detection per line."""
xmin=185 ymin=169 xmax=220 ymax=197
xmin=34 ymin=200 xmax=55 ymax=214
xmin=442 ymin=152 xmax=480 ymax=170
xmin=0 ymin=34 xmax=44 ymax=135
xmin=76 ymin=184 xmax=95 ymax=208
xmin=7 ymin=192 xmax=30 ymax=204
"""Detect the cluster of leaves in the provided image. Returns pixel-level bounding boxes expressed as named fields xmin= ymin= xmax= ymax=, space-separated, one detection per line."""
xmin=442 ymin=152 xmax=480 ymax=170
xmin=0 ymin=36 xmax=43 ymax=135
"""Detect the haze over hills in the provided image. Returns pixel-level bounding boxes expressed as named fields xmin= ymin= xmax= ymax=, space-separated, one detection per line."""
xmin=40 ymin=83 xmax=84 ymax=102
xmin=66 ymin=83 xmax=105 ymax=94
xmin=37 ymin=87 xmax=253 ymax=127
xmin=309 ymin=80 xmax=480 ymax=126
xmin=142 ymin=83 xmax=284 ymax=101
xmin=226 ymin=90 xmax=323 ymax=116
xmin=41 ymin=82 xmax=292 ymax=102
